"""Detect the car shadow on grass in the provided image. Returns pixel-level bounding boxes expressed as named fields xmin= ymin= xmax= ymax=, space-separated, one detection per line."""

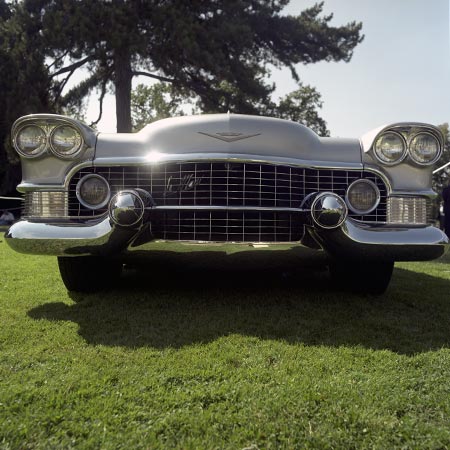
xmin=28 ymin=263 xmax=450 ymax=355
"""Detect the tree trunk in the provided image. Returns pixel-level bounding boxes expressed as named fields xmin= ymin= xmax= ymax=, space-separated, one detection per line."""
xmin=114 ymin=48 xmax=133 ymax=133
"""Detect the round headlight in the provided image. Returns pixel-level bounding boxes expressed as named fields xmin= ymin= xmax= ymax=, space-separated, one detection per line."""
xmin=14 ymin=125 xmax=47 ymax=157
xmin=373 ymin=131 xmax=407 ymax=165
xmin=409 ymin=132 xmax=441 ymax=165
xmin=76 ymin=174 xmax=110 ymax=209
xmin=346 ymin=179 xmax=380 ymax=215
xmin=50 ymin=125 xmax=83 ymax=158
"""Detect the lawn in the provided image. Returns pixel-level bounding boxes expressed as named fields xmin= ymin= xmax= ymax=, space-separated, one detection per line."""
xmin=1 ymin=233 xmax=450 ymax=449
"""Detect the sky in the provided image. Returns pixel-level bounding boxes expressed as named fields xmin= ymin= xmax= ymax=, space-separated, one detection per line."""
xmin=85 ymin=0 xmax=450 ymax=138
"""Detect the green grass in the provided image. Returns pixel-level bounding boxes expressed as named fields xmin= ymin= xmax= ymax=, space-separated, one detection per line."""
xmin=1 ymin=235 xmax=450 ymax=449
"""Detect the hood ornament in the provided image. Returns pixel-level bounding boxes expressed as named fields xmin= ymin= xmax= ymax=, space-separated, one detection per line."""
xmin=198 ymin=131 xmax=261 ymax=142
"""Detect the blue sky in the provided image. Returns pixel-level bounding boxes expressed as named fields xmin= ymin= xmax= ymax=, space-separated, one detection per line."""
xmin=86 ymin=0 xmax=450 ymax=137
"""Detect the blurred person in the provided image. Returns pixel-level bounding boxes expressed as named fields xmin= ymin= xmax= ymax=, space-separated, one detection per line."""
xmin=0 ymin=210 xmax=14 ymax=225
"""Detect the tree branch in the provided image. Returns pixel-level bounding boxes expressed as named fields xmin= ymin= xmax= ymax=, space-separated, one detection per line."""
xmin=89 ymin=78 xmax=108 ymax=127
xmin=132 ymin=71 xmax=175 ymax=83
xmin=53 ymin=67 xmax=77 ymax=104
xmin=46 ymin=50 xmax=70 ymax=71
xmin=51 ymin=55 xmax=94 ymax=78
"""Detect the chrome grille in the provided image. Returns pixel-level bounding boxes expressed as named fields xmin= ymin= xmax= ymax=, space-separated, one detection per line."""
xmin=67 ymin=162 xmax=389 ymax=242
xmin=151 ymin=210 xmax=301 ymax=242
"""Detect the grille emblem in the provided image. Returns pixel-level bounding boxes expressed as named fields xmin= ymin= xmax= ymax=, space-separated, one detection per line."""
xmin=164 ymin=174 xmax=203 ymax=196
xmin=198 ymin=131 xmax=261 ymax=142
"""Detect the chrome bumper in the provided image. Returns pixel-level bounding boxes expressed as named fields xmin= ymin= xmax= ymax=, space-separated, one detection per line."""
xmin=5 ymin=217 xmax=448 ymax=262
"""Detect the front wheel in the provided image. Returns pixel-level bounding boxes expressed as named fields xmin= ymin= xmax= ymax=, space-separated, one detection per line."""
xmin=329 ymin=260 xmax=394 ymax=295
xmin=57 ymin=256 xmax=122 ymax=293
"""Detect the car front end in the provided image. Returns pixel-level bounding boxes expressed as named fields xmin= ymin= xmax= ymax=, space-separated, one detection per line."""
xmin=5 ymin=113 xmax=447 ymax=293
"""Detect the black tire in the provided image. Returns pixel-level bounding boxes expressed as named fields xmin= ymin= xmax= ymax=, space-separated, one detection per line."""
xmin=57 ymin=256 xmax=122 ymax=293
xmin=329 ymin=260 xmax=394 ymax=295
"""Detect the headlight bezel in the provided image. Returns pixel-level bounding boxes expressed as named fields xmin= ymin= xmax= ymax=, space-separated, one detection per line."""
xmin=345 ymin=179 xmax=381 ymax=215
xmin=75 ymin=174 xmax=111 ymax=210
xmin=408 ymin=131 xmax=441 ymax=166
xmin=373 ymin=131 xmax=408 ymax=166
xmin=13 ymin=124 xmax=48 ymax=158
xmin=12 ymin=117 xmax=86 ymax=160
xmin=371 ymin=126 xmax=443 ymax=168
xmin=49 ymin=124 xmax=84 ymax=159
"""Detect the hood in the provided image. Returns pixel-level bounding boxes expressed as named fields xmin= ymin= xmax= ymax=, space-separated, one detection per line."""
xmin=95 ymin=114 xmax=362 ymax=166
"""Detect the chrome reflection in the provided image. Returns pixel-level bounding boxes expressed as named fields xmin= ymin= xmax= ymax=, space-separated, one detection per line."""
xmin=311 ymin=192 xmax=348 ymax=229
xmin=109 ymin=190 xmax=145 ymax=227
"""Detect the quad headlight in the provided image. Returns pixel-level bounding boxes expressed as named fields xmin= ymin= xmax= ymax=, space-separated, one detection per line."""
xmin=346 ymin=179 xmax=380 ymax=215
xmin=12 ymin=120 xmax=85 ymax=159
xmin=409 ymin=132 xmax=441 ymax=165
xmin=76 ymin=174 xmax=110 ymax=209
xmin=14 ymin=125 xmax=47 ymax=158
xmin=373 ymin=131 xmax=407 ymax=165
xmin=373 ymin=129 xmax=442 ymax=167
xmin=50 ymin=125 xmax=83 ymax=158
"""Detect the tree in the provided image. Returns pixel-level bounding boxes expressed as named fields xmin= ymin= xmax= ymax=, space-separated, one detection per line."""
xmin=0 ymin=0 xmax=54 ymax=195
xmin=131 ymin=83 xmax=190 ymax=131
xmin=131 ymin=81 xmax=330 ymax=135
xmin=269 ymin=83 xmax=329 ymax=136
xmin=20 ymin=0 xmax=363 ymax=132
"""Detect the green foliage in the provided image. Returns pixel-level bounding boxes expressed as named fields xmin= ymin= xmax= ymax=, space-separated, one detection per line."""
xmin=270 ymin=83 xmax=330 ymax=136
xmin=0 ymin=1 xmax=54 ymax=194
xmin=131 ymin=83 xmax=192 ymax=132
xmin=2 ymin=239 xmax=450 ymax=448
xmin=17 ymin=0 xmax=363 ymax=131
xmin=132 ymin=81 xmax=330 ymax=135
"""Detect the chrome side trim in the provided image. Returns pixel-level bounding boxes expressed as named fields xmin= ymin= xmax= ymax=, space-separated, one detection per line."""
xmin=91 ymin=153 xmax=363 ymax=173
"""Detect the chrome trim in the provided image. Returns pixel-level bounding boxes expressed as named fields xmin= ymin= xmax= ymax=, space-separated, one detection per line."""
xmin=6 ymin=217 xmax=447 ymax=261
xmin=92 ymin=153 xmax=363 ymax=173
xmin=17 ymin=184 xmax=66 ymax=192
xmin=311 ymin=220 xmax=447 ymax=261
xmin=373 ymin=131 xmax=408 ymax=166
xmin=75 ymin=174 xmax=111 ymax=210
xmin=387 ymin=189 xmax=436 ymax=199
xmin=354 ymin=164 xmax=393 ymax=195
xmin=345 ymin=179 xmax=380 ymax=215
xmin=150 ymin=205 xmax=305 ymax=212
xmin=311 ymin=193 xmax=348 ymax=229
xmin=109 ymin=190 xmax=145 ymax=227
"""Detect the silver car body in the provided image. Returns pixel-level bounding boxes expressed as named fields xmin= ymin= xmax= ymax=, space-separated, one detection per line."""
xmin=6 ymin=113 xmax=447 ymax=264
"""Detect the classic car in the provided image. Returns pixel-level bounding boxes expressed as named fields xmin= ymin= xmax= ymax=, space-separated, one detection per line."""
xmin=5 ymin=113 xmax=448 ymax=294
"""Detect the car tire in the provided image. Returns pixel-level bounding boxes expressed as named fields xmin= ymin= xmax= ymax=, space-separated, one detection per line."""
xmin=57 ymin=256 xmax=122 ymax=293
xmin=329 ymin=260 xmax=394 ymax=295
